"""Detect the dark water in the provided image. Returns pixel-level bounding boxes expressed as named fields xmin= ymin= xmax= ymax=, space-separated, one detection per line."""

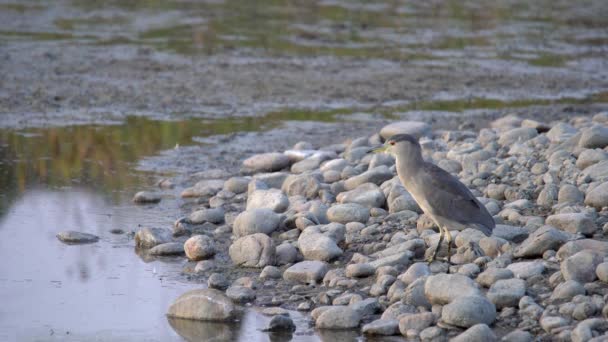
xmin=1 ymin=0 xmax=608 ymax=341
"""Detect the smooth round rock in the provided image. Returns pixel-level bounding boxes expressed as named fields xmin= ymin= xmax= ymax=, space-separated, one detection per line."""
xmin=229 ymin=233 xmax=275 ymax=268
xmin=184 ymin=235 xmax=216 ymax=261
xmin=56 ymin=230 xmax=99 ymax=244
xmin=441 ymin=295 xmax=496 ymax=328
xmin=167 ymin=288 xmax=238 ymax=321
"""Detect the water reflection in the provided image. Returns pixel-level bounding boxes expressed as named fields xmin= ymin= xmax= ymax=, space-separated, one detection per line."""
xmin=0 ymin=189 xmax=188 ymax=341
xmin=168 ymin=317 xmax=239 ymax=342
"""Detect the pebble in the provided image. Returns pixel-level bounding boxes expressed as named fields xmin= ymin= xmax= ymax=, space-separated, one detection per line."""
xmin=184 ymin=235 xmax=215 ymax=261
xmin=551 ymin=280 xmax=586 ymax=301
xmin=243 ymin=152 xmax=290 ymax=172
xmin=596 ymin=262 xmax=608 ymax=282
xmin=207 ymin=273 xmax=230 ymax=290
xmin=132 ymin=191 xmax=161 ymax=203
xmin=579 ymin=125 xmax=608 ymax=148
xmin=343 ymin=165 xmax=393 ymax=190
xmin=275 ymin=242 xmax=298 ymax=265
xmin=315 ymin=306 xmax=361 ymax=329
xmin=149 ymin=242 xmax=184 ymax=256
xmin=232 ymin=208 xmax=281 ymax=237
xmin=327 ymin=203 xmax=370 ymax=224
xmin=283 ymin=261 xmax=329 ymax=284
xmin=501 ymin=330 xmax=533 ymax=342
xmin=224 ymin=177 xmax=250 ymax=194
xmin=424 ymin=273 xmax=481 ymax=305
xmin=546 ymin=213 xmax=596 ymax=236
xmin=229 ymin=233 xmax=275 ymax=268
xmin=246 ymin=189 xmax=289 ymax=213
xmin=298 ymin=232 xmax=342 ymax=262
xmin=576 ymin=149 xmax=608 ymax=170
xmin=398 ymin=312 xmax=436 ymax=334
xmin=134 ymin=227 xmax=172 ymax=248
xmin=487 ymin=278 xmax=526 ymax=308
xmin=346 ymin=263 xmax=375 ymax=278
xmin=398 ymin=262 xmax=431 ymax=285
xmin=441 ymin=295 xmax=496 ymax=328
xmin=226 ymin=285 xmax=256 ymax=303
xmin=513 ymin=225 xmax=570 ymax=258
xmin=451 ymin=323 xmax=496 ymax=342
xmin=167 ymin=289 xmax=238 ymax=321
xmin=561 ymin=250 xmax=603 ymax=283
xmin=188 ymin=208 xmax=225 ymax=224
xmin=476 ymin=268 xmax=514 ymax=287
xmin=506 ymin=261 xmax=545 ymax=279
xmin=362 ymin=319 xmax=399 ymax=336
xmin=337 ymin=183 xmax=385 ymax=208
xmin=584 ymin=181 xmax=608 ymax=209
xmin=281 ymin=173 xmax=322 ymax=198
xmin=260 ymin=266 xmax=282 ymax=279
xmin=56 ymin=230 xmax=99 ymax=244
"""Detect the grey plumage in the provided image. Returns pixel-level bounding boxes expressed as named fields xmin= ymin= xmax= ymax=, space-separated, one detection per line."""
xmin=375 ymin=133 xmax=495 ymax=264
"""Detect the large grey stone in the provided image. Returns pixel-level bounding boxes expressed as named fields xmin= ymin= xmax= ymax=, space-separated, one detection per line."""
xmin=576 ymin=149 xmax=608 ymax=170
xmin=582 ymin=161 xmax=608 ymax=182
xmin=229 ymin=233 xmax=275 ymax=268
xmin=135 ymin=227 xmax=172 ymax=248
xmin=585 ymin=182 xmax=608 ymax=209
xmin=380 ymin=121 xmax=432 ymax=140
xmin=557 ymin=239 xmax=608 ymax=259
xmin=132 ymin=191 xmax=161 ymax=203
xmin=513 ymin=225 xmax=571 ymax=258
xmin=487 ymin=278 xmax=526 ymax=309
xmin=451 ymin=324 xmax=497 ymax=342
xmin=283 ymin=261 xmax=329 ymax=284
xmin=344 ymin=166 xmax=394 ymax=190
xmin=188 ymin=208 xmax=225 ymax=224
xmin=327 ymin=203 xmax=370 ymax=224
xmin=507 ymin=261 xmax=545 ymax=279
xmin=149 ymin=242 xmax=185 ymax=256
xmin=546 ymin=213 xmax=596 ymax=235
xmin=243 ymin=152 xmax=290 ymax=172
xmin=476 ymin=268 xmax=514 ymax=288
xmin=337 ymin=183 xmax=386 ymax=208
xmin=398 ymin=312 xmax=436 ymax=334
xmin=551 ymin=280 xmax=585 ymax=300
xmin=298 ymin=232 xmax=342 ymax=262
xmin=56 ymin=230 xmax=99 ymax=244
xmin=561 ymin=250 xmax=603 ymax=283
xmin=315 ymin=306 xmax=361 ymax=329
xmin=246 ymin=189 xmax=289 ymax=213
xmin=492 ymin=225 xmax=528 ymax=243
xmin=281 ymin=173 xmax=322 ymax=199
xmin=167 ymin=289 xmax=238 ymax=321
xmin=184 ymin=235 xmax=215 ymax=261
xmin=498 ymin=127 xmax=538 ymax=146
xmin=424 ymin=273 xmax=481 ymax=305
xmin=232 ymin=209 xmax=281 ymax=237
xmin=441 ymin=295 xmax=496 ymax=328
xmin=362 ymin=319 xmax=399 ymax=336
xmin=579 ymin=125 xmax=608 ymax=149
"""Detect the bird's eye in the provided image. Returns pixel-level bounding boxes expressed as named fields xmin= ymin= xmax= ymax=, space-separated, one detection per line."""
xmin=389 ymin=141 xmax=395 ymax=146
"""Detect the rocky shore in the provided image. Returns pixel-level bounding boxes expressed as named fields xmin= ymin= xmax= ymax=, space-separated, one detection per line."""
xmin=117 ymin=113 xmax=608 ymax=340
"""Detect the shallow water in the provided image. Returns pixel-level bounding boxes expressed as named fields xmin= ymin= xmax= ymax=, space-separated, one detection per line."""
xmin=1 ymin=0 xmax=608 ymax=341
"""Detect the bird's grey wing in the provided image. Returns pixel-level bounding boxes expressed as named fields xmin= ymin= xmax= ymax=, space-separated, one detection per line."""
xmin=417 ymin=163 xmax=495 ymax=235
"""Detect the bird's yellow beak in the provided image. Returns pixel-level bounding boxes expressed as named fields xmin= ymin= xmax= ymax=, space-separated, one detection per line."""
xmin=371 ymin=144 xmax=389 ymax=154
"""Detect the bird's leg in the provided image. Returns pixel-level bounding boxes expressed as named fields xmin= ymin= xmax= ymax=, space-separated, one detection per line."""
xmin=427 ymin=228 xmax=444 ymax=264
xmin=445 ymin=229 xmax=453 ymax=264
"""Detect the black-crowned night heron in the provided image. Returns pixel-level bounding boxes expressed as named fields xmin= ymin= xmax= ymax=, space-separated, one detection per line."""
xmin=373 ymin=134 xmax=495 ymax=264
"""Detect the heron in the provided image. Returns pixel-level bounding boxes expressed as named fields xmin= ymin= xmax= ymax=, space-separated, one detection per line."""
xmin=373 ymin=134 xmax=495 ymax=264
